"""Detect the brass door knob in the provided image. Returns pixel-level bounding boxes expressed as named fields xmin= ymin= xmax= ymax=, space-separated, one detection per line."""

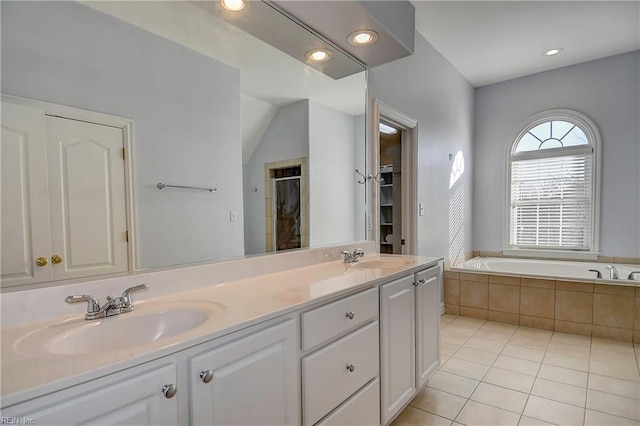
xmin=35 ymin=257 xmax=48 ymax=267
xmin=51 ymin=255 xmax=63 ymax=264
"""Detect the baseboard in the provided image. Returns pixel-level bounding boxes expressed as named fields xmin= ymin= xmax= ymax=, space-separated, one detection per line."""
xmin=440 ymin=303 xmax=445 ymax=315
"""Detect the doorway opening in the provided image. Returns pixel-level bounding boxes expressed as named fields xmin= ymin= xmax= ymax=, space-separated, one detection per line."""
xmin=373 ymin=99 xmax=418 ymax=256
xmin=264 ymin=157 xmax=309 ymax=252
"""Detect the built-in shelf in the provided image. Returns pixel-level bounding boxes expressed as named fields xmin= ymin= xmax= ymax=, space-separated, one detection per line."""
xmin=380 ymin=184 xmax=393 ymax=188
xmin=380 ymin=204 xmax=393 ymax=207
xmin=380 ymin=242 xmax=392 ymax=246
xmin=380 ymin=165 xmax=394 ymax=255
xmin=381 ymin=222 xmax=393 ymax=226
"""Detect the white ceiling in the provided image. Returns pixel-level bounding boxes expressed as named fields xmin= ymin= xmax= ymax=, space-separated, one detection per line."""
xmin=413 ymin=1 xmax=640 ymax=87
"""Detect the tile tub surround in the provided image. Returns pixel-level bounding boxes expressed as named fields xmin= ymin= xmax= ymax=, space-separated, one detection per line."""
xmin=1 ymin=243 xmax=441 ymax=406
xmin=392 ymin=315 xmax=640 ymax=426
xmin=444 ymin=271 xmax=640 ymax=343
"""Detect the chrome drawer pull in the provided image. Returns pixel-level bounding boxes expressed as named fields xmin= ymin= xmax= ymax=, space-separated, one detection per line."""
xmin=346 ymin=364 xmax=355 ymax=373
xmin=345 ymin=311 xmax=355 ymax=320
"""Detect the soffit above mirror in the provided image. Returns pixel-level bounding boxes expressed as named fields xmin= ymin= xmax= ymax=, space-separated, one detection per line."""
xmin=272 ymin=0 xmax=415 ymax=67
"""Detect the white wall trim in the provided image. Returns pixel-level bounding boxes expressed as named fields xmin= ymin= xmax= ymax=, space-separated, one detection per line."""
xmin=372 ymin=98 xmax=418 ymax=256
xmin=502 ymin=108 xmax=601 ymax=255
xmin=2 ymin=94 xmax=138 ymax=272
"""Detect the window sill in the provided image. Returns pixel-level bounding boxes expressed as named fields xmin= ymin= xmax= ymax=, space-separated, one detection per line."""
xmin=501 ymin=248 xmax=600 ymax=261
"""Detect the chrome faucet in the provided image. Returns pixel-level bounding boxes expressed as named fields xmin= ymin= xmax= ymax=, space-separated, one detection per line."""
xmin=342 ymin=248 xmax=365 ymax=263
xmin=604 ymin=265 xmax=619 ymax=280
xmin=66 ymin=284 xmax=148 ymax=320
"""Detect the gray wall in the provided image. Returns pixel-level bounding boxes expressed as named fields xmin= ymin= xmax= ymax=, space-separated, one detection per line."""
xmin=368 ymin=31 xmax=475 ymax=263
xmin=309 ymin=101 xmax=356 ymax=246
xmin=473 ymin=51 xmax=640 ymax=257
xmin=243 ymin=101 xmax=309 ymax=255
xmin=1 ymin=1 xmax=244 ymax=269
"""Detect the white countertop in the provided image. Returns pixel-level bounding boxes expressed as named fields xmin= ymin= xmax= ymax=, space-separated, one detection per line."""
xmin=1 ymin=253 xmax=441 ymax=407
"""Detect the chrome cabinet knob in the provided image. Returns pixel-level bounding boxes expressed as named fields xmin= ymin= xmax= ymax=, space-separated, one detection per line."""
xmin=345 ymin=311 xmax=355 ymax=320
xmin=162 ymin=384 xmax=177 ymax=399
xmin=200 ymin=370 xmax=213 ymax=384
xmin=346 ymin=364 xmax=355 ymax=373
xmin=36 ymin=257 xmax=48 ymax=267
xmin=412 ymin=281 xmax=419 ymax=287
xmin=419 ymin=278 xmax=426 ymax=285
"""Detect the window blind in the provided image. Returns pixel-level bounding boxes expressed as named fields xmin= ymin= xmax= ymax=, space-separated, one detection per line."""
xmin=510 ymin=153 xmax=592 ymax=249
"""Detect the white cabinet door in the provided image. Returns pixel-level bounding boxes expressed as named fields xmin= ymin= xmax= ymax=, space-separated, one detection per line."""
xmin=380 ymin=275 xmax=416 ymax=425
xmin=46 ymin=116 xmax=128 ymax=280
xmin=415 ymin=264 xmax=442 ymax=388
xmin=1 ymin=102 xmax=52 ymax=286
xmin=189 ymin=319 xmax=298 ymax=425
xmin=2 ymin=362 xmax=178 ymax=425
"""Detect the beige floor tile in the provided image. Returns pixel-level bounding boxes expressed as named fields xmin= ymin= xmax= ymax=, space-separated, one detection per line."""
xmin=546 ymin=341 xmax=591 ymax=359
xmin=464 ymin=337 xmax=506 ymax=354
xmin=469 ymin=383 xmax=528 ymax=414
xmin=589 ymin=359 xmax=640 ymax=382
xmin=442 ymin=342 xmax=462 ymax=357
xmin=531 ymin=378 xmax=587 ymax=407
xmin=543 ymin=352 xmax=589 ymax=372
xmin=588 ymin=374 xmax=640 ymax=400
xmin=551 ymin=331 xmax=592 ymax=348
xmin=508 ymin=336 xmax=551 ymax=351
xmin=392 ymin=405 xmax=453 ymax=426
xmin=447 ymin=324 xmax=481 ymax=337
xmin=591 ymin=347 xmax=639 ymax=367
xmin=453 ymin=347 xmax=499 ymax=366
xmin=427 ymin=371 xmax=480 ymax=398
xmin=501 ymin=344 xmax=545 ymax=363
xmin=523 ymin=396 xmax=585 ymax=425
xmin=441 ymin=356 xmax=451 ymax=365
xmin=453 ymin=316 xmax=486 ymax=328
xmin=513 ymin=327 xmax=553 ymax=340
xmin=592 ymin=337 xmax=636 ymax=355
xmin=442 ymin=330 xmax=472 ymax=345
xmin=442 ymin=314 xmax=458 ymax=324
xmin=482 ymin=367 xmax=536 ymax=393
xmin=454 ymin=400 xmax=520 ymax=426
xmin=480 ymin=321 xmax=518 ymax=334
xmin=584 ymin=409 xmax=640 ymax=426
xmin=440 ymin=358 xmax=490 ymax=381
xmin=474 ymin=329 xmax=513 ymax=344
xmin=410 ymin=387 xmax=467 ymax=420
xmin=517 ymin=416 xmax=557 ymax=426
xmin=494 ymin=355 xmax=541 ymax=376
xmin=586 ymin=389 xmax=640 ymax=421
xmin=537 ymin=364 xmax=588 ymax=388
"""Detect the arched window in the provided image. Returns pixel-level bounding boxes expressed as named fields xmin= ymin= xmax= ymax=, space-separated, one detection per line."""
xmin=507 ymin=110 xmax=600 ymax=253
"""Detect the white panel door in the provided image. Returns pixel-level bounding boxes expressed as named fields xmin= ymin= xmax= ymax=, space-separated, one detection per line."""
xmin=2 ymin=362 xmax=178 ymax=425
xmin=415 ymin=265 xmax=442 ymax=388
xmin=1 ymin=102 xmax=52 ymax=286
xmin=46 ymin=116 xmax=128 ymax=280
xmin=380 ymin=275 xmax=416 ymax=425
xmin=189 ymin=320 xmax=299 ymax=425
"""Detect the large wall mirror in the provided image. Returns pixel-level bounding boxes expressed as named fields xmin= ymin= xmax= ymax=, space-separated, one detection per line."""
xmin=1 ymin=1 xmax=367 ymax=290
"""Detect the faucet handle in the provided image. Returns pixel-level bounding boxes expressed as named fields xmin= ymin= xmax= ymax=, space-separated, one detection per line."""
xmin=121 ymin=284 xmax=148 ymax=309
xmin=628 ymin=271 xmax=640 ymax=280
xmin=588 ymin=269 xmax=602 ymax=279
xmin=65 ymin=295 xmax=100 ymax=314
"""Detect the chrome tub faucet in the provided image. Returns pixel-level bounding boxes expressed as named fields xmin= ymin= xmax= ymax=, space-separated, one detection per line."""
xmin=604 ymin=265 xmax=619 ymax=280
xmin=66 ymin=284 xmax=148 ymax=320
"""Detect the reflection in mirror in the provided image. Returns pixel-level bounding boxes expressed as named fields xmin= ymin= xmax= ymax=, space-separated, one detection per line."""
xmin=0 ymin=1 xmax=366 ymax=290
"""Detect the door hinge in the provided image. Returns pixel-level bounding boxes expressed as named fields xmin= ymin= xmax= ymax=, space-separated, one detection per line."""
xmin=122 ymin=148 xmax=126 ymax=160
xmin=125 ymin=230 xmax=129 ymax=242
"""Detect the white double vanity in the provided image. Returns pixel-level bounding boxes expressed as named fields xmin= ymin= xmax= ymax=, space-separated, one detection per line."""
xmin=1 ymin=244 xmax=442 ymax=425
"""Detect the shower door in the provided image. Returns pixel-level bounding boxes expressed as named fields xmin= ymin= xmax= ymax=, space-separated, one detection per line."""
xmin=273 ymin=176 xmax=301 ymax=251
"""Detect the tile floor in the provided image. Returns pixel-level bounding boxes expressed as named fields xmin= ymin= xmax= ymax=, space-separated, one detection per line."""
xmin=392 ymin=315 xmax=640 ymax=426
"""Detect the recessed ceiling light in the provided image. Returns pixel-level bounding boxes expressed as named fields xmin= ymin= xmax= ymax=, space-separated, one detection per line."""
xmin=544 ymin=48 xmax=563 ymax=56
xmin=379 ymin=123 xmax=398 ymax=135
xmin=348 ymin=30 xmax=378 ymax=46
xmin=305 ymin=48 xmax=332 ymax=63
xmin=221 ymin=0 xmax=245 ymax=12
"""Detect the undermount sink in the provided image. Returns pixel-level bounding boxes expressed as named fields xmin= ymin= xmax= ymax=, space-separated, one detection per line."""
xmin=354 ymin=259 xmax=413 ymax=270
xmin=16 ymin=301 xmax=225 ymax=356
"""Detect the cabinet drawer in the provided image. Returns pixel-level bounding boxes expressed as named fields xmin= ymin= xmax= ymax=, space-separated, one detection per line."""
xmin=302 ymin=287 xmax=378 ymax=351
xmin=303 ymin=321 xmax=379 ymax=425
xmin=317 ymin=378 xmax=380 ymax=426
